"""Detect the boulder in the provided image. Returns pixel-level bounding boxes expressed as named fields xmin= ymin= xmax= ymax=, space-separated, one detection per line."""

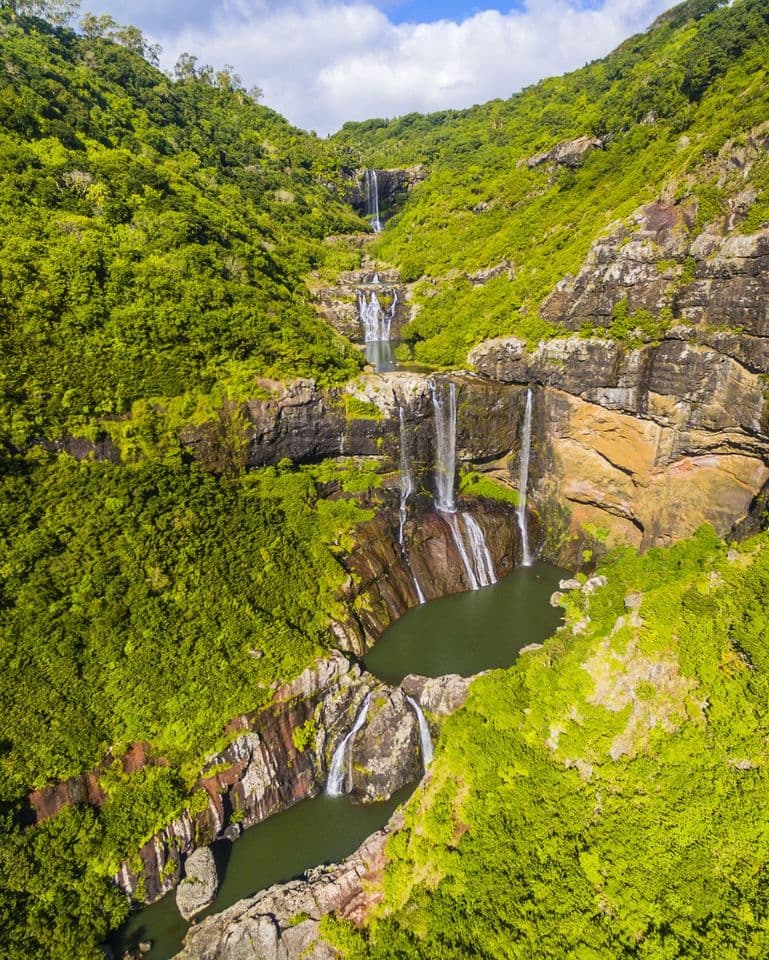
xmin=176 ymin=847 xmax=219 ymax=921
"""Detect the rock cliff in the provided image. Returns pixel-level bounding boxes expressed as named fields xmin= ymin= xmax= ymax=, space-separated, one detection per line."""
xmin=469 ymin=217 xmax=769 ymax=559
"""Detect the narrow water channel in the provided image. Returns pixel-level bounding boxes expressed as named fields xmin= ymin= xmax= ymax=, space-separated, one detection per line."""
xmin=112 ymin=562 xmax=564 ymax=960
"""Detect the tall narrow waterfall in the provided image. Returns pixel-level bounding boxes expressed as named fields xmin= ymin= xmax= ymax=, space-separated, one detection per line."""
xmin=431 ymin=379 xmax=457 ymax=513
xmin=460 ymin=513 xmax=496 ymax=586
xmin=399 ymin=406 xmax=427 ymax=604
xmin=431 ymin=379 xmax=497 ymax=591
xmin=366 ymin=169 xmax=382 ymax=232
xmin=398 ymin=407 xmax=415 ymax=546
xmin=516 ymin=388 xmax=534 ymax=567
xmin=406 ymin=696 xmax=434 ymax=769
xmin=327 ymin=694 xmax=371 ymax=797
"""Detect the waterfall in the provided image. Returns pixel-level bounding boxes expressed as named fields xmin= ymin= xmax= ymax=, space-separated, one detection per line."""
xmin=399 ymin=405 xmax=427 ymax=605
xmin=460 ymin=512 xmax=496 ymax=587
xmin=357 ymin=290 xmax=395 ymax=343
xmin=431 ymin=379 xmax=457 ymax=513
xmin=326 ymin=693 xmax=371 ymax=797
xmin=431 ymin=378 xmax=497 ymax=591
xmin=444 ymin=512 xmax=496 ymax=591
xmin=406 ymin=696 xmax=434 ymax=769
xmin=516 ymin=388 xmax=534 ymax=567
xmin=398 ymin=406 xmax=415 ymax=547
xmin=366 ymin=169 xmax=382 ymax=232
xmin=412 ymin=572 xmax=426 ymax=605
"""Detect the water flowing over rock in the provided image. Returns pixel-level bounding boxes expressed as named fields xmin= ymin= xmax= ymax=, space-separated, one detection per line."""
xmin=401 ymin=674 xmax=475 ymax=717
xmin=365 ymin=168 xmax=382 ymax=232
xmin=326 ymin=693 xmax=371 ymax=797
xmin=516 ymin=387 xmax=534 ymax=566
xmin=461 ymin=211 xmax=769 ymax=560
xmin=431 ymin=377 xmax=458 ymax=513
xmin=406 ymin=696 xmax=434 ymax=769
xmin=357 ymin=288 xmax=396 ymax=342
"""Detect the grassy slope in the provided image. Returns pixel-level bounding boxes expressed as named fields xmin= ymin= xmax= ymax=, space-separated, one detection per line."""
xmin=327 ymin=526 xmax=769 ymax=958
xmin=0 ymin=11 xmax=365 ymax=450
xmin=334 ymin=0 xmax=769 ymax=366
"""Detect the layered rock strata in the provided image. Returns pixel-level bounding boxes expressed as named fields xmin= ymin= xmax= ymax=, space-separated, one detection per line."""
xmin=469 ymin=218 xmax=769 ymax=555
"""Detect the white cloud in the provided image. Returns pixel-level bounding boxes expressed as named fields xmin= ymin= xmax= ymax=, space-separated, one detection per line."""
xmin=154 ymin=0 xmax=672 ymax=135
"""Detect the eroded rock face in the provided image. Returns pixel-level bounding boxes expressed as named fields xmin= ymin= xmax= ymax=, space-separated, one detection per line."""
xmin=176 ymin=847 xmax=219 ymax=921
xmin=174 ymin=811 xmax=404 ymax=960
xmin=344 ymin=500 xmax=524 ymax=646
xmin=349 ymin=687 xmax=420 ymax=803
xmin=400 ymin=674 xmax=474 ymax=717
xmin=469 ymin=219 xmax=769 ymax=555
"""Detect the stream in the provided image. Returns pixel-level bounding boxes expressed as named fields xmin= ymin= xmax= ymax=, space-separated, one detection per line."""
xmin=112 ymin=562 xmax=564 ymax=960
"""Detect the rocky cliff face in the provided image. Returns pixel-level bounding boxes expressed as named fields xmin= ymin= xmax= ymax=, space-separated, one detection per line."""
xmin=469 ymin=216 xmax=769 ymax=559
xmin=112 ymin=652 xmax=434 ymax=906
xmin=348 ymin=166 xmax=427 ymax=225
xmin=174 ymin=809 xmax=405 ymax=960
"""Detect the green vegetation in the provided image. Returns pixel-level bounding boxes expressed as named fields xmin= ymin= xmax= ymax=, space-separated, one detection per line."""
xmin=0 ymin=8 xmax=365 ymax=451
xmin=458 ymin=469 xmax=520 ymax=507
xmin=0 ymin=452 xmax=376 ymax=959
xmin=336 ymin=0 xmax=769 ymax=366
xmin=326 ymin=526 xmax=769 ymax=958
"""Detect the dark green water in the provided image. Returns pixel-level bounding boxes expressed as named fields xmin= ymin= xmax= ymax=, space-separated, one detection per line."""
xmin=112 ymin=788 xmax=409 ymax=960
xmin=112 ymin=563 xmax=564 ymax=959
xmin=364 ymin=563 xmax=565 ymax=684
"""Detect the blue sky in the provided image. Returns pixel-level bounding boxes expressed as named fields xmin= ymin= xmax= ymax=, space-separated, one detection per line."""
xmin=86 ymin=0 xmax=672 ymax=134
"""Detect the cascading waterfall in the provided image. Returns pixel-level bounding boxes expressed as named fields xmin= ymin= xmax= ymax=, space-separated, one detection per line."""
xmin=366 ymin=168 xmax=382 ymax=232
xmin=459 ymin=512 xmax=496 ymax=587
xmin=357 ymin=289 xmax=396 ymax=343
xmin=431 ymin=378 xmax=497 ymax=591
xmin=398 ymin=406 xmax=415 ymax=547
xmin=399 ymin=405 xmax=427 ymax=604
xmin=327 ymin=693 xmax=371 ymax=797
xmin=406 ymin=696 xmax=434 ymax=769
xmin=516 ymin=388 xmax=534 ymax=567
xmin=431 ymin=379 xmax=458 ymax=513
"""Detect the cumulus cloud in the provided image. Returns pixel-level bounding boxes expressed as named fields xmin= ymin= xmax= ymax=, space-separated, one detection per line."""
xmin=107 ymin=0 xmax=674 ymax=134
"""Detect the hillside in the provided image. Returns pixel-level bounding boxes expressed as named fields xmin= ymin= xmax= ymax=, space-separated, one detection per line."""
xmin=2 ymin=2 xmax=769 ymax=960
xmin=335 ymin=0 xmax=769 ymax=366
xmin=0 ymin=8 xmax=364 ymax=451
xmin=325 ymin=527 xmax=769 ymax=959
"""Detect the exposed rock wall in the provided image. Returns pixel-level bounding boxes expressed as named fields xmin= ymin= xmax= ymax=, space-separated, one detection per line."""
xmin=469 ymin=219 xmax=769 ymax=557
xmin=347 ymin=166 xmax=427 ymax=224
xmin=175 ymin=809 xmax=405 ymax=960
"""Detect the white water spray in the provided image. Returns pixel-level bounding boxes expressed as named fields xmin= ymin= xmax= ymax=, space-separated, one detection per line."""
xmin=366 ymin=169 xmax=382 ymax=232
xmin=460 ymin=512 xmax=496 ymax=587
xmin=326 ymin=694 xmax=371 ymax=797
xmin=399 ymin=404 xmax=427 ymax=604
xmin=398 ymin=406 xmax=415 ymax=547
xmin=431 ymin=378 xmax=497 ymax=591
xmin=431 ymin=379 xmax=457 ymax=514
xmin=357 ymin=290 xmax=396 ymax=343
xmin=516 ymin=388 xmax=534 ymax=567
xmin=406 ymin=696 xmax=434 ymax=769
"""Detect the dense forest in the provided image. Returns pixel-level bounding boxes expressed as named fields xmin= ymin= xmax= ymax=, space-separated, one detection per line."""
xmin=326 ymin=527 xmax=769 ymax=959
xmin=2 ymin=1 xmax=769 ymax=958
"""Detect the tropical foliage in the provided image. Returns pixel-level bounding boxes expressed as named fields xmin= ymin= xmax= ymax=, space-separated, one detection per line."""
xmin=336 ymin=0 xmax=769 ymax=366
xmin=327 ymin=526 xmax=769 ymax=959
